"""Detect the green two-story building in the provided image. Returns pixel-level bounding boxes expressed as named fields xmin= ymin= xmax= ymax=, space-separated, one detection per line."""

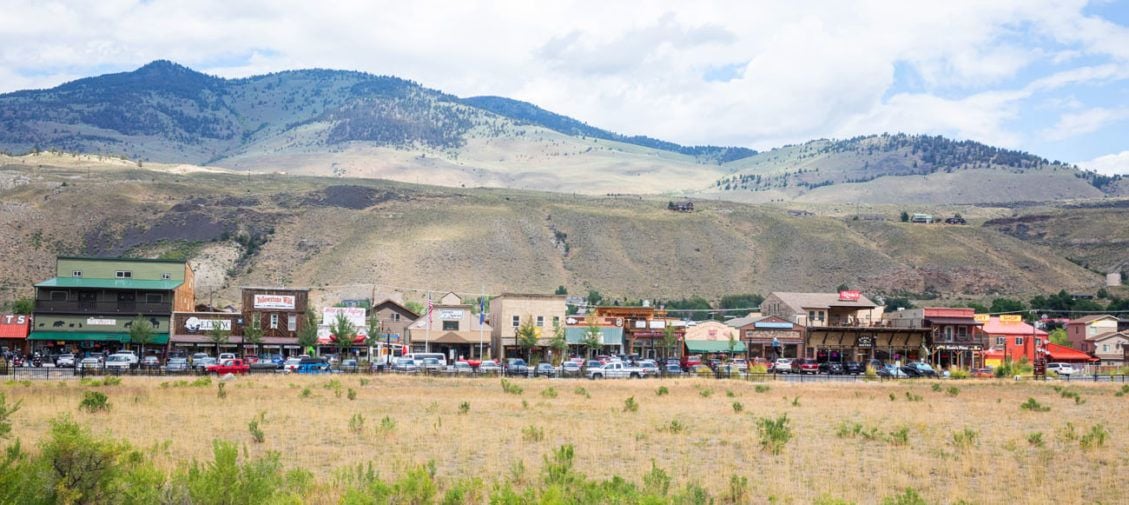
xmin=30 ymin=257 xmax=195 ymax=355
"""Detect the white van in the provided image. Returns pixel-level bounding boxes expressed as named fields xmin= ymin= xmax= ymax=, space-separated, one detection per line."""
xmin=405 ymin=352 xmax=447 ymax=367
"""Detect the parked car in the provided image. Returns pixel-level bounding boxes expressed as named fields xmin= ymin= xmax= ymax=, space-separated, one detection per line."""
xmin=206 ymin=359 xmax=251 ymax=375
xmin=339 ymin=359 xmax=359 ymax=373
xmin=878 ymin=365 xmax=909 ymax=378
xmin=165 ymin=357 xmax=189 ymax=373
xmin=771 ymin=358 xmax=793 ymax=373
xmin=192 ymin=357 xmax=217 ymax=372
xmin=77 ymin=357 xmax=103 ymax=371
xmin=638 ymin=361 xmax=660 ymax=376
xmin=504 ymin=358 xmax=530 ymax=377
xmin=717 ymin=364 xmax=747 ymax=378
xmin=663 ymin=363 xmax=684 ymax=375
xmin=689 ymin=364 xmax=714 ymax=377
xmin=820 ymin=361 xmax=846 ymax=375
xmin=140 ymin=355 xmax=161 ymax=369
xmin=218 ymin=352 xmax=236 ymax=362
xmin=1046 ymin=362 xmax=1076 ymax=376
xmin=587 ymin=361 xmax=646 ymax=379
xmin=478 ymin=360 xmax=502 ymax=375
xmin=283 ymin=357 xmax=303 ymax=373
xmin=844 ymin=361 xmax=865 ymax=375
xmin=534 ymin=363 xmax=557 ymax=378
xmin=392 ymin=358 xmax=419 ymax=373
xmin=452 ymin=361 xmax=475 ymax=375
xmin=297 ymin=357 xmax=331 ymax=374
xmin=55 ymin=353 xmax=76 ymax=368
xmin=420 ymin=357 xmax=445 ymax=374
xmin=902 ymin=362 xmax=937 ymax=378
xmin=190 ymin=353 xmax=210 ymax=365
xmin=104 ymin=354 xmax=133 ymax=372
xmin=560 ymin=361 xmax=583 ymax=377
xmin=791 ymin=358 xmax=820 ymax=374
xmin=115 ymin=350 xmax=139 ymax=368
xmin=971 ymin=367 xmax=995 ymax=379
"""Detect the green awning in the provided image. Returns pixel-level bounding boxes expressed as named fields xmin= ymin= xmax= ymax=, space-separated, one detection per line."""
xmin=565 ymin=327 xmax=624 ymax=346
xmin=35 ymin=277 xmax=183 ymax=290
xmin=29 ymin=331 xmax=169 ymax=345
xmin=685 ymin=340 xmax=747 ymax=354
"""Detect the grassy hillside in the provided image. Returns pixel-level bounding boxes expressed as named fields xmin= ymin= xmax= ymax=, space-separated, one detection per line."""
xmin=0 ymin=155 xmax=1105 ymax=309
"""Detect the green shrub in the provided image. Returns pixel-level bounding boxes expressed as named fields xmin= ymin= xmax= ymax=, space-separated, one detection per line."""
xmin=882 ymin=488 xmax=928 ymax=505
xmin=501 ymin=379 xmax=523 ymax=395
xmin=181 ymin=440 xmax=287 ymax=505
xmin=864 ymin=366 xmax=878 ymax=380
xmin=0 ymin=392 xmax=20 ymax=439
xmin=359 ymin=378 xmax=370 ymax=387
xmin=888 ymin=426 xmax=910 ymax=446
xmin=349 ymin=413 xmax=365 ymax=435
xmin=904 ymin=391 xmax=922 ymax=402
xmin=347 ymin=388 xmax=357 ymax=400
xmin=791 ymin=395 xmax=801 ymax=407
xmin=656 ymin=386 xmax=669 ymax=396
xmin=732 ymin=401 xmax=744 ymax=413
xmin=540 ymin=387 xmax=558 ymax=399
xmin=814 ymin=495 xmax=858 ymax=505
xmin=458 ymin=401 xmax=470 ymax=414
xmin=1027 ymin=432 xmax=1044 ymax=447
xmin=573 ymin=386 xmax=590 ymax=398
xmin=659 ymin=419 xmax=687 ymax=434
xmin=946 ymin=386 xmax=960 ymax=397
xmin=191 ymin=376 xmax=212 ymax=387
xmin=642 ymin=461 xmax=671 ymax=497
xmin=726 ymin=474 xmax=748 ymax=504
xmin=931 ymin=383 xmax=941 ymax=392
xmin=699 ymin=389 xmax=713 ymax=398
xmin=39 ymin=417 xmax=132 ymax=504
xmin=725 ymin=389 xmax=736 ymax=398
xmin=754 ymin=384 xmax=770 ymax=393
xmin=248 ymin=418 xmax=265 ymax=443
xmin=379 ymin=416 xmax=396 ymax=433
xmin=299 ymin=387 xmax=312 ymax=398
xmin=949 ymin=368 xmax=970 ymax=379
xmin=522 ymin=425 xmax=544 ymax=442
xmin=1020 ymin=397 xmax=1050 ymax=412
xmin=756 ymin=414 xmax=792 ymax=455
xmin=217 ymin=382 xmax=227 ymax=399
xmin=951 ymin=428 xmax=978 ymax=450
xmin=79 ymin=391 xmax=110 ymax=412
xmin=1080 ymin=424 xmax=1109 ymax=450
xmin=623 ymin=396 xmax=639 ymax=413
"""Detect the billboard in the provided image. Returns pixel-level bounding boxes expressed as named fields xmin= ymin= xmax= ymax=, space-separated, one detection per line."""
xmin=253 ymin=294 xmax=296 ymax=310
xmin=838 ymin=290 xmax=861 ymax=302
xmin=323 ymin=307 xmax=367 ymax=329
xmin=999 ymin=314 xmax=1023 ymax=324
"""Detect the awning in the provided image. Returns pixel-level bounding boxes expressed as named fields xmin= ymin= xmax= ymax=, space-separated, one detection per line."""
xmin=685 ymin=340 xmax=747 ymax=354
xmin=1046 ymin=343 xmax=1098 ymax=362
xmin=30 ymin=331 xmax=169 ymax=344
xmin=35 ymin=277 xmax=183 ymax=290
xmin=927 ymin=317 xmax=980 ymax=326
xmin=565 ymin=327 xmax=624 ymax=346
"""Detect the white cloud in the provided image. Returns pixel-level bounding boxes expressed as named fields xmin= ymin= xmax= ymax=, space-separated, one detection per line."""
xmin=1042 ymin=107 xmax=1129 ymax=141
xmin=1077 ymin=150 xmax=1129 ymax=176
xmin=0 ymin=0 xmax=1126 ymax=161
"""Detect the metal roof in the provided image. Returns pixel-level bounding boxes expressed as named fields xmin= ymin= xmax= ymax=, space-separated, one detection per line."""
xmin=35 ymin=277 xmax=183 ymax=290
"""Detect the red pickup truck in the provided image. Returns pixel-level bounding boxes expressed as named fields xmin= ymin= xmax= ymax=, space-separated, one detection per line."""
xmin=205 ymin=359 xmax=250 ymax=375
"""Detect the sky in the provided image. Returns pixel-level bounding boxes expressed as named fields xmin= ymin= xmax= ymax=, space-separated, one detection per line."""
xmin=1 ymin=0 xmax=1127 ymax=174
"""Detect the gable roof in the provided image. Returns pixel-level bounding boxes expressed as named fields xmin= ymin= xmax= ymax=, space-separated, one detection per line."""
xmin=981 ymin=316 xmax=1047 ymax=336
xmin=1090 ymin=331 xmax=1129 ymax=343
xmin=373 ymin=298 xmax=419 ymax=318
xmin=770 ymin=292 xmax=877 ymax=310
xmin=1068 ymin=314 xmax=1119 ymax=325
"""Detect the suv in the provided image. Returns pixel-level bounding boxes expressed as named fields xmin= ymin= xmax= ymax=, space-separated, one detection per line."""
xmin=1046 ymin=362 xmax=1076 ymax=376
xmin=791 ymin=358 xmax=820 ymax=374
xmin=115 ymin=350 xmax=139 ymax=368
xmin=55 ymin=353 xmax=76 ymax=368
xmin=504 ymin=358 xmax=529 ymax=377
xmin=819 ymin=361 xmax=845 ymax=375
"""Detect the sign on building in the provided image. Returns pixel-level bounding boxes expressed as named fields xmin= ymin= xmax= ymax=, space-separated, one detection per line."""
xmin=184 ymin=317 xmax=232 ymax=333
xmin=838 ymin=290 xmax=861 ymax=302
xmin=253 ymin=294 xmax=296 ymax=310
xmin=438 ymin=309 xmax=464 ymax=321
xmin=999 ymin=315 xmax=1023 ymax=324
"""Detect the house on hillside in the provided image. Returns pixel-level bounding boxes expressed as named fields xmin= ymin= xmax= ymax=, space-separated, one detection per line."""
xmin=30 ymin=256 xmax=194 ymax=356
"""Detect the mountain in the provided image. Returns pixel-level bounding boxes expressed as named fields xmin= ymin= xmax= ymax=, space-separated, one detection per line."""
xmin=0 ymin=61 xmax=1118 ymax=202
xmin=0 ymin=154 xmax=1107 ymax=308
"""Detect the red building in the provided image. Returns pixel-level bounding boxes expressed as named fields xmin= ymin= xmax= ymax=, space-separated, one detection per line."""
xmin=981 ymin=316 xmax=1047 ymax=366
xmin=1 ymin=313 xmax=31 ymax=355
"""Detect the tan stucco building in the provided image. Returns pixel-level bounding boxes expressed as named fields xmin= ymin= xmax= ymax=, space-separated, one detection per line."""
xmin=489 ymin=293 xmax=567 ymax=359
xmin=407 ymin=292 xmax=492 ymax=360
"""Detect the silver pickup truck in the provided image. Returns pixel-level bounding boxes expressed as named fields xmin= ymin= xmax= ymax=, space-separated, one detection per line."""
xmin=587 ymin=361 xmax=647 ymax=379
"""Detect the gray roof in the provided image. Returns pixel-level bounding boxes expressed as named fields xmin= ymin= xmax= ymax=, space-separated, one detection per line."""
xmin=770 ymin=292 xmax=877 ymax=311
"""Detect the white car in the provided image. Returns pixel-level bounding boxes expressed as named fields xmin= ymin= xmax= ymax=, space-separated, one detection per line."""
xmin=55 ymin=353 xmax=76 ymax=367
xmin=771 ymin=358 xmax=794 ymax=373
xmin=104 ymin=354 xmax=133 ymax=371
xmin=77 ymin=357 xmax=103 ymax=370
xmin=1047 ymin=362 xmax=1076 ymax=376
xmin=218 ymin=352 xmax=237 ymax=362
xmin=283 ymin=357 xmax=302 ymax=373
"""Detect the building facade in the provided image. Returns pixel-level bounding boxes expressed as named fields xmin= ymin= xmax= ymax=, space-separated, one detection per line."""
xmin=411 ymin=292 xmax=492 ymax=360
xmin=728 ymin=315 xmax=804 ymax=360
xmin=1 ymin=313 xmax=31 ymax=356
xmin=682 ymin=321 xmax=745 ymax=357
xmin=489 ymin=293 xmax=566 ymax=359
xmin=29 ymin=257 xmax=193 ymax=355
xmin=981 ymin=316 xmax=1048 ymax=366
xmin=884 ymin=307 xmax=984 ymax=368
xmin=369 ymin=299 xmax=419 ymax=357
xmin=564 ymin=314 xmax=626 ymax=358
xmin=1066 ymin=315 xmax=1120 ymax=354
xmin=1091 ymin=332 xmax=1129 ymax=366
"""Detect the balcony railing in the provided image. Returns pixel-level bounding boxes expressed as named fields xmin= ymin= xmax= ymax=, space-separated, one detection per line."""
xmin=34 ymin=301 xmax=171 ymax=315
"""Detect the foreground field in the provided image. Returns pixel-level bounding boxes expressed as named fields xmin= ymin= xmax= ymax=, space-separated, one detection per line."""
xmin=1 ymin=375 xmax=1125 ymax=504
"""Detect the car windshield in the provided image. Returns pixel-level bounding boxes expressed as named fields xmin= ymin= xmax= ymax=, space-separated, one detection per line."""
xmin=481 ymin=361 xmax=496 ymax=366
xmin=423 ymin=358 xmax=439 ymax=364
xmin=108 ymin=356 xmax=129 ymax=362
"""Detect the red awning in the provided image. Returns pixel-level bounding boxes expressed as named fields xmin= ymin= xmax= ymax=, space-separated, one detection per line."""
xmin=1046 ymin=343 xmax=1098 ymax=362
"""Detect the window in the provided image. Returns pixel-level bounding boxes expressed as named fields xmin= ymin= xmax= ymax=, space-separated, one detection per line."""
xmin=957 ymin=326 xmax=968 ymax=338
xmin=115 ymin=271 xmax=132 ymax=278
xmin=1015 ymin=337 xmax=1024 ymax=346
xmin=392 ymin=313 xmax=401 ymax=322
xmin=145 ymin=294 xmax=162 ymax=304
xmin=512 ymin=315 xmax=520 ymax=328
xmin=71 ymin=270 xmax=82 ymax=277
xmin=50 ymin=291 xmax=68 ymax=301
xmin=442 ymin=320 xmax=458 ymax=331
xmin=808 ymin=310 xmax=816 ymax=322
xmin=160 ymin=273 xmax=171 ymax=280
xmin=996 ymin=337 xmax=1005 ymax=346
xmin=287 ymin=314 xmax=297 ymax=332
xmin=536 ymin=316 xmax=544 ymax=327
xmin=943 ymin=327 xmax=954 ymax=342
xmin=270 ymin=313 xmax=279 ymax=329
xmin=1103 ymin=344 xmax=1109 ymax=353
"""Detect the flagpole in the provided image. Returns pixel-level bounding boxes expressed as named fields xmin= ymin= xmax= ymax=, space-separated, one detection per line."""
xmin=478 ymin=285 xmax=485 ymax=359
xmin=425 ymin=291 xmax=431 ymax=353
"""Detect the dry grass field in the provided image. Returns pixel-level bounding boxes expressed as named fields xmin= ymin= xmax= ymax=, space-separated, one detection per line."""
xmin=1 ymin=375 xmax=1126 ymax=504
